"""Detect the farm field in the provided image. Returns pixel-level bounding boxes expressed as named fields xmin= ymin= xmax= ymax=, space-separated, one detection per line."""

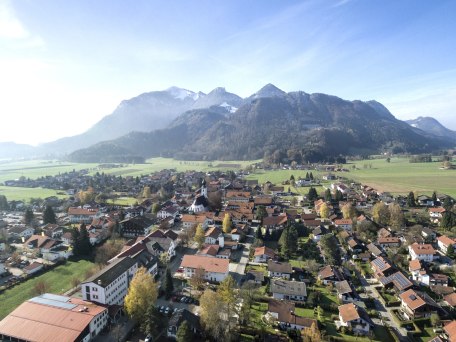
xmin=0 ymin=186 xmax=67 ymax=202
xmin=0 ymin=260 xmax=95 ymax=320
xmin=347 ymin=157 xmax=456 ymax=198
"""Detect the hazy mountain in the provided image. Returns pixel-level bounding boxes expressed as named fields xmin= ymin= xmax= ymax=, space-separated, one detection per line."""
xmin=406 ymin=116 xmax=456 ymax=142
xmin=0 ymin=142 xmax=37 ymax=159
xmin=68 ymin=85 xmax=453 ymax=163
xmin=38 ymin=86 xmax=242 ymax=155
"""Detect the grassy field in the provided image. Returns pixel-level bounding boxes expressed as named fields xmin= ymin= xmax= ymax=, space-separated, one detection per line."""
xmin=347 ymin=157 xmax=456 ymax=198
xmin=0 ymin=186 xmax=67 ymax=202
xmin=0 ymin=260 xmax=95 ymax=319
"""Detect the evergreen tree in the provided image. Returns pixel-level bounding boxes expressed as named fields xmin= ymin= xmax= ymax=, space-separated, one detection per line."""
xmin=278 ymin=224 xmax=298 ymax=259
xmin=290 ymin=174 xmax=295 ymax=181
xmin=441 ymin=212 xmax=454 ymax=230
xmin=443 ymin=197 xmax=453 ymax=212
xmin=407 ymin=191 xmax=416 ymax=207
xmin=43 ymin=205 xmax=56 ymax=224
xmin=164 ymin=268 xmax=174 ymax=299
xmin=432 ymin=191 xmax=438 ymax=204
xmin=307 ymin=187 xmax=318 ymax=201
xmin=142 ymin=303 xmax=163 ymax=336
xmin=324 ymin=188 xmax=332 ymax=202
xmin=335 ymin=190 xmax=343 ymax=201
xmin=256 ymin=226 xmax=263 ymax=240
xmin=73 ymin=223 xmax=93 ymax=256
xmin=0 ymin=195 xmax=8 ymax=210
xmin=264 ymin=226 xmax=271 ymax=241
xmin=309 ymin=172 xmax=314 ymax=180
xmin=305 ymin=172 xmax=310 ymax=180
xmin=446 ymin=244 xmax=455 ymax=258
xmin=176 ymin=321 xmax=193 ymax=342
xmin=24 ymin=208 xmax=34 ymax=225
xmin=71 ymin=227 xmax=81 ymax=255
xmin=256 ymin=205 xmax=267 ymax=223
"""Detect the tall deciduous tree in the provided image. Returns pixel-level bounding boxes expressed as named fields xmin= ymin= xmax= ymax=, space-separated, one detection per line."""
xmin=319 ymin=203 xmax=330 ymax=219
xmin=194 ymin=224 xmax=205 ymax=248
xmin=388 ymin=203 xmax=404 ymax=231
xmin=200 ymin=290 xmax=226 ymax=340
xmin=142 ymin=186 xmax=151 ymax=198
xmin=372 ymin=202 xmax=390 ymax=226
xmin=176 ymin=321 xmax=193 ymax=342
xmin=124 ymin=267 xmax=158 ymax=321
xmin=43 ymin=205 xmax=56 ymax=224
xmin=341 ymin=202 xmax=355 ymax=219
xmin=222 ymin=213 xmax=232 ymax=234
xmin=188 ymin=267 xmax=205 ymax=290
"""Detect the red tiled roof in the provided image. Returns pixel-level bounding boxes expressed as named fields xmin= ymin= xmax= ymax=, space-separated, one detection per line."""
xmin=181 ymin=255 xmax=229 ymax=274
xmin=399 ymin=289 xmax=426 ymax=311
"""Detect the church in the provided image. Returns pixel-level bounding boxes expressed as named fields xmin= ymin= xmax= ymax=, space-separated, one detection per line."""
xmin=188 ymin=179 xmax=209 ymax=213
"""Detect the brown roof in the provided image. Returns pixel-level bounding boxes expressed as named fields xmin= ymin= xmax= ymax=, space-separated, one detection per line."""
xmin=181 ymin=214 xmax=208 ymax=224
xmin=444 ymin=320 xmax=456 ymax=342
xmin=205 ymin=227 xmax=222 ymax=239
xmin=410 ymin=243 xmax=435 ymax=255
xmin=0 ymin=294 xmax=106 ymax=342
xmin=68 ymin=207 xmax=98 ymax=216
xmin=429 ymin=207 xmax=446 ymax=213
xmin=334 ymin=219 xmax=352 ymax=225
xmin=437 ymin=235 xmax=456 ymax=247
xmin=268 ymin=300 xmax=317 ymax=328
xmin=23 ymin=262 xmax=43 ymax=272
xmin=339 ymin=303 xmax=360 ymax=322
xmin=24 ymin=235 xmax=50 ymax=249
xmin=254 ymin=196 xmax=273 ymax=205
xmin=263 ymin=215 xmax=287 ymax=226
xmin=180 ymin=255 xmax=229 ymax=274
xmin=409 ymin=259 xmax=422 ymax=272
xmin=444 ymin=293 xmax=456 ymax=307
xmin=377 ymin=228 xmax=392 ymax=238
xmin=198 ymin=245 xmax=220 ymax=257
xmin=254 ymin=246 xmax=276 ymax=258
xmin=318 ymin=265 xmax=336 ymax=279
xmin=399 ymin=289 xmax=426 ymax=311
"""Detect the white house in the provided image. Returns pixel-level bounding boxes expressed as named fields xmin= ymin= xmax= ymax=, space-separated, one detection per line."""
xmin=42 ymin=245 xmax=73 ymax=261
xmin=180 ymin=255 xmax=229 ymax=282
xmin=408 ymin=243 xmax=435 ymax=262
xmin=268 ymin=260 xmax=292 ymax=279
xmin=268 ymin=300 xmax=318 ymax=330
xmin=437 ymin=235 xmax=456 ymax=254
xmin=271 ymin=279 xmax=307 ymax=301
xmin=253 ymin=246 xmax=277 ymax=263
xmin=8 ymin=226 xmax=34 ymax=239
xmin=157 ymin=206 xmax=179 ymax=220
xmin=68 ymin=207 xmax=100 ymax=224
xmin=409 ymin=259 xmax=430 ymax=286
xmin=81 ymin=256 xmax=138 ymax=305
xmin=204 ymin=227 xmax=223 ymax=245
xmin=334 ymin=219 xmax=353 ymax=231
xmin=338 ymin=303 xmax=373 ymax=335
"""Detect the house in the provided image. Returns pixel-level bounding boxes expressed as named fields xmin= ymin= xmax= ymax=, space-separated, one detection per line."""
xmin=417 ymin=195 xmax=434 ymax=207
xmin=379 ymin=271 xmax=413 ymax=292
xmin=204 ymin=227 xmax=223 ymax=245
xmin=408 ymin=243 xmax=435 ymax=262
xmin=334 ymin=219 xmax=353 ymax=230
xmin=268 ymin=260 xmax=292 ymax=279
xmin=347 ymin=238 xmax=362 ymax=253
xmin=157 ymin=206 xmax=179 ymax=220
xmin=366 ymin=243 xmax=383 ymax=258
xmin=167 ymin=309 xmax=200 ymax=339
xmin=430 ymin=273 xmax=449 ymax=287
xmin=23 ymin=261 xmax=44 ymax=275
xmin=443 ymin=293 xmax=456 ymax=308
xmin=180 ymin=255 xmax=229 ymax=282
xmin=318 ymin=265 xmax=344 ymax=285
xmin=120 ymin=216 xmax=154 ymax=238
xmin=377 ymin=228 xmax=392 ymax=239
xmin=24 ymin=234 xmax=52 ymax=251
xmin=409 ymin=259 xmax=430 ymax=286
xmin=8 ymin=226 xmax=34 ymax=239
xmin=268 ymin=300 xmax=318 ymax=330
xmin=271 ymin=279 xmax=307 ymax=301
xmin=336 ymin=280 xmax=356 ymax=303
xmin=371 ymin=256 xmax=395 ymax=278
xmin=429 ymin=207 xmax=446 ymax=221
xmin=42 ymin=245 xmax=73 ymax=262
xmin=443 ymin=320 xmax=456 ymax=342
xmin=399 ymin=289 xmax=439 ymax=320
xmin=337 ymin=303 xmax=373 ymax=335
xmin=245 ymin=270 xmax=265 ymax=285
xmin=145 ymin=229 xmax=178 ymax=260
xmin=262 ymin=215 xmax=288 ymax=230
xmin=437 ymin=235 xmax=456 ymax=254
xmin=421 ymin=227 xmax=437 ymax=241
xmin=68 ymin=207 xmax=100 ymax=224
xmin=253 ymin=246 xmax=277 ymax=263
xmin=181 ymin=214 xmax=212 ymax=230
xmin=61 ymin=232 xmax=73 ymax=245
xmin=110 ymin=240 xmax=159 ymax=277
xmin=0 ymin=293 xmax=108 ymax=342
xmin=377 ymin=237 xmax=401 ymax=249
xmin=81 ymin=256 xmax=138 ymax=305
xmin=311 ymin=225 xmax=329 ymax=242
xmin=41 ymin=224 xmax=63 ymax=239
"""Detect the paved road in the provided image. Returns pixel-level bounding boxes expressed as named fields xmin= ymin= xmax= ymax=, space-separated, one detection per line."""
xmin=358 ymin=273 xmax=410 ymax=342
xmin=229 ymin=236 xmax=253 ymax=284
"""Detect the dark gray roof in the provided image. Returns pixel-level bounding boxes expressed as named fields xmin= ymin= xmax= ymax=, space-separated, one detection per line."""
xmin=271 ymin=279 xmax=307 ymax=297
xmin=335 ymin=280 xmax=353 ymax=295
xmin=82 ymin=256 xmax=136 ymax=288
xmin=268 ymin=260 xmax=292 ymax=274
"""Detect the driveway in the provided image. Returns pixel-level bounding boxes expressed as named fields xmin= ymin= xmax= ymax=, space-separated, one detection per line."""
xmin=359 ymin=274 xmax=410 ymax=341
xmin=229 ymin=236 xmax=253 ymax=284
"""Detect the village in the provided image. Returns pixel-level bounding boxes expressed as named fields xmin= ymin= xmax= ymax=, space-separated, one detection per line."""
xmin=0 ymin=165 xmax=455 ymax=342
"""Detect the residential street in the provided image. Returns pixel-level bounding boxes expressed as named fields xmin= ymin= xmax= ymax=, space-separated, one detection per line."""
xmin=358 ymin=272 xmax=410 ymax=342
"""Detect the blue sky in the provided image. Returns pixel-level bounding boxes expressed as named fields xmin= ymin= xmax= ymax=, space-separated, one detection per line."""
xmin=1 ymin=0 xmax=455 ymax=145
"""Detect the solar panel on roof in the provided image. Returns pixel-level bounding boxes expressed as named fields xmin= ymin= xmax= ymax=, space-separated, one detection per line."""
xmin=29 ymin=296 xmax=77 ymax=310
xmin=40 ymin=293 xmax=70 ymax=302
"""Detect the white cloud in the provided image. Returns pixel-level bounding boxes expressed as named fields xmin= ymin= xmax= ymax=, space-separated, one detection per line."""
xmin=0 ymin=0 xmax=29 ymax=39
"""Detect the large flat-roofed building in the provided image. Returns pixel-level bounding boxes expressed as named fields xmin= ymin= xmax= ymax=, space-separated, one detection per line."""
xmin=0 ymin=293 xmax=108 ymax=342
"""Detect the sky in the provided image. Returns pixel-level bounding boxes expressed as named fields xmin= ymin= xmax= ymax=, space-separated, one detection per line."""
xmin=1 ymin=0 xmax=455 ymax=145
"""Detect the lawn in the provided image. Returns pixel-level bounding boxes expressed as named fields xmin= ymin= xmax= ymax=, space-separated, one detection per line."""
xmin=0 ymin=185 xmax=68 ymax=202
xmin=0 ymin=260 xmax=95 ymax=319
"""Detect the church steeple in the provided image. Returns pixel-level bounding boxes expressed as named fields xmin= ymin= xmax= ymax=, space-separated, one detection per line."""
xmin=201 ymin=178 xmax=207 ymax=197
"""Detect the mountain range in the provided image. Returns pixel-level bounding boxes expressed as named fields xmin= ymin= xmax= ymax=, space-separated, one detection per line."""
xmin=2 ymin=84 xmax=455 ymax=162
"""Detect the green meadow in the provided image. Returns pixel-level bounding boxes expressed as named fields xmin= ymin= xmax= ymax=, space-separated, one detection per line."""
xmin=0 ymin=260 xmax=95 ymax=320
